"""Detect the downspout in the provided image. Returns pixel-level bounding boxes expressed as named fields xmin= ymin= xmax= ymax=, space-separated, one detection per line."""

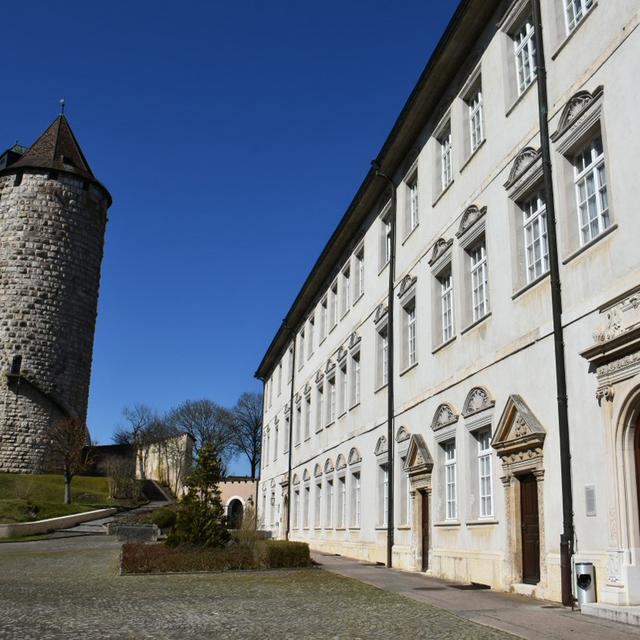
xmin=531 ymin=0 xmax=575 ymax=606
xmin=372 ymin=161 xmax=396 ymax=569
xmin=284 ymin=320 xmax=297 ymax=541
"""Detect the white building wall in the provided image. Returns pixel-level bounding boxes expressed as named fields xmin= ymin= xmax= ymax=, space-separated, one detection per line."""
xmin=258 ymin=0 xmax=640 ymax=604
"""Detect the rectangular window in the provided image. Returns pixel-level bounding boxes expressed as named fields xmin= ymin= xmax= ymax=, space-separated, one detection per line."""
xmin=523 ymin=191 xmax=549 ymax=283
xmin=274 ymin=420 xmax=279 ymax=461
xmin=337 ymin=476 xmax=346 ymax=528
xmin=378 ymin=463 xmax=389 ymax=526
xmin=320 ymin=297 xmax=328 ymax=342
xmin=288 ymin=346 xmax=294 ymax=381
xmin=293 ymin=489 xmax=300 ymax=529
xmin=351 ymin=471 xmax=361 ymax=527
xmin=469 ymin=241 xmax=489 ymax=322
xmin=304 ymin=394 xmax=311 ymax=440
xmin=350 ymin=351 xmax=361 ymax=407
xmin=354 ymin=246 xmax=365 ymax=300
xmin=316 ymin=384 xmax=324 ymax=432
xmin=439 ymin=269 xmax=454 ymax=343
xmin=303 ymin=485 xmax=310 ymax=528
xmin=265 ymin=431 xmax=270 ymax=465
xmin=277 ymin=363 xmax=282 ymax=396
xmin=270 ymin=491 xmax=275 ymax=527
xmin=307 ymin=315 xmax=315 ymax=359
xmin=339 ymin=361 xmax=347 ymax=416
xmin=513 ymin=16 xmax=537 ymax=95
xmin=478 ymin=429 xmax=493 ymax=518
xmin=376 ymin=325 xmax=389 ymax=388
xmin=341 ymin=266 xmax=351 ymax=316
xmin=315 ymin=482 xmax=322 ymax=527
xmin=327 ymin=375 xmax=336 ymax=425
xmin=574 ymin=136 xmax=608 ymax=246
xmin=405 ymin=173 xmax=419 ymax=234
xmin=439 ymin=125 xmax=453 ymax=191
xmin=565 ymin=0 xmax=594 ymax=34
xmin=402 ymin=299 xmax=417 ymax=369
xmin=330 ymin=281 xmax=339 ymax=329
xmin=444 ymin=441 xmax=457 ymax=520
xmin=325 ymin=478 xmax=334 ymax=528
xmin=284 ymin=415 xmax=290 ymax=454
xmin=295 ymin=404 xmax=301 ymax=445
xmin=380 ymin=211 xmax=392 ymax=267
xmin=298 ymin=331 xmax=304 ymax=370
xmin=468 ymin=86 xmax=484 ymax=154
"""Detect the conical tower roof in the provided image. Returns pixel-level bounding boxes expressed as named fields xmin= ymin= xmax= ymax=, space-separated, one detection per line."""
xmin=11 ymin=115 xmax=96 ymax=181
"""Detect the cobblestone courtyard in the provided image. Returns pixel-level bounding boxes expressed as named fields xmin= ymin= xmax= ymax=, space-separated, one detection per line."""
xmin=0 ymin=535 xmax=516 ymax=640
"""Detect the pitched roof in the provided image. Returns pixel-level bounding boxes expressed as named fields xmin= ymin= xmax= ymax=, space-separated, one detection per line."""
xmin=11 ymin=115 xmax=95 ymax=181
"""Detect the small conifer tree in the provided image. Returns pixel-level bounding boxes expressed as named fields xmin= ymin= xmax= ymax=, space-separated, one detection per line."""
xmin=167 ymin=444 xmax=230 ymax=548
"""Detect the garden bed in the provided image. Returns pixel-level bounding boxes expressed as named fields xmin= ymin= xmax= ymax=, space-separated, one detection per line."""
xmin=121 ymin=540 xmax=312 ymax=574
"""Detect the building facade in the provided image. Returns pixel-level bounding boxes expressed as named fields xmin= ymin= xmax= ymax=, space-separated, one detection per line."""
xmin=0 ymin=116 xmax=111 ymax=472
xmin=256 ymin=0 xmax=640 ymax=606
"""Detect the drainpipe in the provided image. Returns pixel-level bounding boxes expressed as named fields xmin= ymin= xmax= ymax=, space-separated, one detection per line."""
xmin=284 ymin=319 xmax=297 ymax=541
xmin=372 ymin=160 xmax=396 ymax=569
xmin=531 ymin=0 xmax=575 ymax=606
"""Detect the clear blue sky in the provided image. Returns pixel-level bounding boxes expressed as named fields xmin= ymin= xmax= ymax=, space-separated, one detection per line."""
xmin=2 ymin=0 xmax=458 ymax=473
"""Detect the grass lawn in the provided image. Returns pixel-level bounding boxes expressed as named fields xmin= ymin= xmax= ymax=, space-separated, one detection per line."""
xmin=0 ymin=473 xmax=144 ymax=524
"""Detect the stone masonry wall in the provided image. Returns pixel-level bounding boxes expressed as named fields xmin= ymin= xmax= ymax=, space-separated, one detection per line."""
xmin=0 ymin=170 xmax=109 ymax=472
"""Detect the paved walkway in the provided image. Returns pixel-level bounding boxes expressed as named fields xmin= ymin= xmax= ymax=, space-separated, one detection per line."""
xmin=313 ymin=552 xmax=640 ymax=640
xmin=0 ymin=535 xmax=518 ymax=639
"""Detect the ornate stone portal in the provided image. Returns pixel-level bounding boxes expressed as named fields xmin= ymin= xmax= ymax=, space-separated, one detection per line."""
xmin=581 ymin=285 xmax=640 ymax=604
xmin=403 ymin=434 xmax=434 ymax=572
xmin=492 ymin=395 xmax=547 ymax=593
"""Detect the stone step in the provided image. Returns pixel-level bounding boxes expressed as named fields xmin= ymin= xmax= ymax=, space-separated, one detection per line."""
xmin=582 ymin=602 xmax=640 ymax=626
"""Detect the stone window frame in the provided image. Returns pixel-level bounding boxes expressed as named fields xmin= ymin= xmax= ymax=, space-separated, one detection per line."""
xmin=335 ymin=454 xmax=348 ymax=530
xmin=429 ymin=238 xmax=455 ymax=352
xmin=374 ymin=305 xmax=389 ymax=391
xmin=314 ymin=370 xmax=324 ymax=433
xmin=402 ymin=159 xmax=420 ymax=240
xmin=398 ymin=274 xmax=418 ymax=373
xmin=292 ymin=473 xmax=300 ymax=530
xmin=379 ymin=201 xmax=393 ymax=272
xmin=375 ymin=435 xmax=389 ymax=528
xmin=455 ymin=206 xmax=491 ymax=332
xmin=431 ymin=402 xmax=460 ymax=525
xmin=313 ymin=463 xmax=323 ymax=530
xmin=458 ymin=63 xmax=485 ymax=167
xmin=498 ymin=0 xmax=536 ymax=115
xmin=353 ymin=242 xmax=365 ymax=304
xmin=302 ymin=469 xmax=311 ymax=530
xmin=461 ymin=386 xmax=497 ymax=524
xmin=348 ymin=332 xmax=362 ymax=409
xmin=433 ymin=112 xmax=454 ymax=201
xmin=294 ymin=394 xmax=302 ymax=447
xmin=550 ymin=86 xmax=615 ymax=264
xmin=325 ymin=360 xmax=337 ymax=427
xmin=324 ymin=458 xmax=335 ymax=529
xmin=396 ymin=426 xmax=412 ymax=528
xmin=348 ymin=447 xmax=363 ymax=529
xmin=504 ymin=146 xmax=551 ymax=297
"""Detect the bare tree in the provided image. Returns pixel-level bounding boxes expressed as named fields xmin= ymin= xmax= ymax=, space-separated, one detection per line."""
xmin=113 ymin=404 xmax=158 ymax=479
xmin=230 ymin=392 xmax=263 ymax=480
xmin=46 ymin=417 xmax=93 ymax=505
xmin=166 ymin=399 xmax=235 ymax=468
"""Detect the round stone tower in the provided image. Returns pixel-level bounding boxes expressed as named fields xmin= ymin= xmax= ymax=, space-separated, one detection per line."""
xmin=0 ymin=116 xmax=111 ymax=472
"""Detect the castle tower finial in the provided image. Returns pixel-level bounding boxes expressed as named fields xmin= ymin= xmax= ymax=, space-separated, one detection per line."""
xmin=59 ymin=98 xmax=65 ymax=116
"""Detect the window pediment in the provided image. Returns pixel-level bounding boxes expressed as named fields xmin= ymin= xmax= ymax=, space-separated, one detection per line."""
xmin=375 ymin=435 xmax=388 ymax=456
xmin=324 ymin=458 xmax=334 ymax=474
xmin=492 ymin=394 xmax=546 ymax=459
xmin=336 ymin=346 xmax=347 ymax=363
xmin=455 ymin=205 xmax=487 ymax=240
xmin=302 ymin=469 xmax=310 ymax=482
xmin=315 ymin=370 xmax=324 ymax=385
xmin=551 ymin=86 xmax=604 ymax=144
xmin=462 ymin=386 xmax=495 ymax=417
xmin=348 ymin=447 xmax=362 ymax=465
xmin=313 ymin=463 xmax=323 ymax=478
xmin=431 ymin=402 xmax=459 ymax=431
xmin=428 ymin=238 xmax=453 ymax=268
xmin=403 ymin=434 xmax=434 ymax=476
xmin=374 ymin=303 xmax=388 ymax=325
xmin=504 ymin=147 xmax=541 ymax=190
xmin=336 ymin=454 xmax=347 ymax=470
xmin=398 ymin=274 xmax=417 ymax=299
xmin=396 ymin=426 xmax=410 ymax=443
xmin=348 ymin=331 xmax=361 ymax=350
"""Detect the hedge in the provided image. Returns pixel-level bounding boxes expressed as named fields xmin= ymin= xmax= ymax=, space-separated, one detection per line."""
xmin=121 ymin=540 xmax=312 ymax=574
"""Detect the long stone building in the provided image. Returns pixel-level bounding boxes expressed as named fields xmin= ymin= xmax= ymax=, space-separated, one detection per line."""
xmin=255 ymin=0 xmax=640 ymax=609
xmin=0 ymin=116 xmax=111 ymax=472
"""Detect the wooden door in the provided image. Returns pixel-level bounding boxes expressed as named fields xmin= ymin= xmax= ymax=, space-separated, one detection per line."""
xmin=420 ymin=489 xmax=429 ymax=572
xmin=520 ymin=473 xmax=540 ymax=585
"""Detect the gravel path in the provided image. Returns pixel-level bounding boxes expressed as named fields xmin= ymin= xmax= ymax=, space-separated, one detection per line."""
xmin=0 ymin=535 xmax=516 ymax=639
